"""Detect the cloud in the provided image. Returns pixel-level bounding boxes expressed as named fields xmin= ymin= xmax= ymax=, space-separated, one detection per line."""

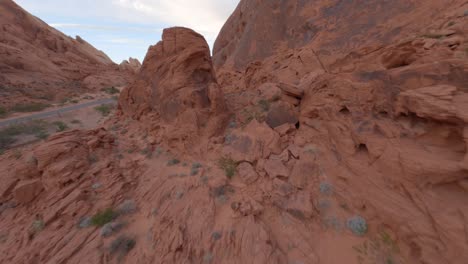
xmin=49 ymin=23 xmax=163 ymax=33
xmin=14 ymin=0 xmax=239 ymax=62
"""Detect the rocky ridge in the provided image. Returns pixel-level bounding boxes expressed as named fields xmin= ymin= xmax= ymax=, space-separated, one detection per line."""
xmin=0 ymin=1 xmax=467 ymax=264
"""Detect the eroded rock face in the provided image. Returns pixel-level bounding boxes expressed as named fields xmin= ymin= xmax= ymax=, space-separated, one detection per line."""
xmin=119 ymin=58 xmax=142 ymax=74
xmin=119 ymin=27 xmax=229 ymax=148
xmin=1 ymin=1 xmax=468 ymax=264
xmin=0 ymin=0 xmax=135 ymax=108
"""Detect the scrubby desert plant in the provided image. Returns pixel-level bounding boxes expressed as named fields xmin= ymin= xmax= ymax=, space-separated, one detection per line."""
xmin=91 ymin=208 xmax=117 ymax=227
xmin=218 ymin=157 xmax=237 ymax=179
xmin=0 ymin=107 xmax=7 ymax=117
xmin=347 ymin=215 xmax=368 ymax=236
xmin=53 ymin=121 xmax=69 ymax=132
xmin=12 ymin=103 xmax=49 ymax=113
xmin=167 ymin=158 xmax=180 ymax=166
xmin=110 ymin=235 xmax=136 ymax=260
xmin=102 ymin=86 xmax=120 ymax=95
xmin=94 ymin=104 xmax=114 ymax=116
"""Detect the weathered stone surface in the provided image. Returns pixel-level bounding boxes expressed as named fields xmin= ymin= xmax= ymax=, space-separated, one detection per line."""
xmin=14 ymin=180 xmax=43 ymax=204
xmin=237 ymin=162 xmax=259 ymax=184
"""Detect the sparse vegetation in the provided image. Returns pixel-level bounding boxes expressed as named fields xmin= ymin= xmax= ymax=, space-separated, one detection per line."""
xmin=347 ymin=215 xmax=368 ymax=236
xmin=191 ymin=162 xmax=202 ymax=176
xmin=167 ymin=158 xmax=180 ymax=166
xmin=0 ymin=107 xmax=7 ymax=118
xmin=88 ymin=153 xmax=98 ymax=164
xmin=422 ymin=33 xmax=444 ymax=39
xmin=218 ymin=157 xmax=237 ymax=179
xmin=35 ymin=130 xmax=49 ymax=140
xmin=319 ymin=182 xmax=333 ymax=195
xmin=448 ymin=21 xmax=455 ymax=26
xmin=140 ymin=147 xmax=152 ymax=158
xmin=91 ymin=208 xmax=117 ymax=227
xmin=353 ymin=231 xmax=401 ymax=264
xmin=78 ymin=217 xmax=92 ymax=228
xmin=52 ymin=121 xmax=69 ymax=132
xmin=0 ymin=120 xmax=48 ymax=151
xmin=11 ymin=102 xmax=50 ymax=113
xmin=94 ymin=104 xmax=114 ymax=116
xmin=211 ymin=231 xmax=222 ymax=241
xmin=101 ymin=222 xmax=125 ymax=237
xmin=71 ymin=119 xmax=81 ymax=124
xmin=102 ymin=86 xmax=120 ymax=95
xmin=117 ymin=200 xmax=136 ymax=215
xmin=109 ymin=235 xmax=136 ymax=260
xmin=258 ymin=99 xmax=271 ymax=112
xmin=31 ymin=219 xmax=45 ymax=233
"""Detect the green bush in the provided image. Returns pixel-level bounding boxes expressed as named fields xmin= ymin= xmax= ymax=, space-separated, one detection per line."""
xmin=11 ymin=103 xmax=49 ymax=113
xmin=258 ymin=99 xmax=270 ymax=112
xmin=0 ymin=120 xmax=48 ymax=149
xmin=53 ymin=121 xmax=69 ymax=132
xmin=110 ymin=235 xmax=136 ymax=260
xmin=0 ymin=107 xmax=7 ymax=117
xmin=347 ymin=215 xmax=368 ymax=236
xmin=91 ymin=208 xmax=117 ymax=227
xmin=167 ymin=158 xmax=180 ymax=166
xmin=102 ymin=87 xmax=120 ymax=95
xmin=218 ymin=157 xmax=237 ymax=179
xmin=95 ymin=104 xmax=114 ymax=116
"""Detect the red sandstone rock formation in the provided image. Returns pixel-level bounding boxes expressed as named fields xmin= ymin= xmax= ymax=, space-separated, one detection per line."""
xmin=119 ymin=27 xmax=229 ymax=150
xmin=0 ymin=0 xmax=135 ymax=109
xmin=0 ymin=1 xmax=468 ymax=264
xmin=119 ymin=58 xmax=142 ymax=74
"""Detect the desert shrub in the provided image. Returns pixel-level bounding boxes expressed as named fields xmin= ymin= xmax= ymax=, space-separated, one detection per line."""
xmin=117 ymin=200 xmax=137 ymax=215
xmin=0 ymin=107 xmax=7 ymax=117
xmin=347 ymin=215 xmax=368 ymax=236
xmin=319 ymin=182 xmax=333 ymax=195
xmin=422 ymin=33 xmax=444 ymax=39
xmin=140 ymin=147 xmax=152 ymax=158
xmin=258 ymin=99 xmax=270 ymax=112
xmin=218 ymin=157 xmax=237 ymax=179
xmin=101 ymin=222 xmax=125 ymax=237
xmin=0 ymin=120 xmax=48 ymax=149
xmin=94 ymin=104 xmax=114 ymax=116
xmin=53 ymin=121 xmax=69 ymax=132
xmin=167 ymin=158 xmax=180 ymax=166
xmin=91 ymin=208 xmax=117 ymax=227
xmin=102 ymin=87 xmax=120 ymax=95
xmin=35 ymin=130 xmax=49 ymax=140
xmin=110 ymin=235 xmax=136 ymax=260
xmin=211 ymin=231 xmax=222 ymax=241
xmin=190 ymin=162 xmax=202 ymax=176
xmin=31 ymin=219 xmax=45 ymax=233
xmin=88 ymin=154 xmax=98 ymax=164
xmin=12 ymin=103 xmax=49 ymax=113
xmin=78 ymin=217 xmax=92 ymax=228
xmin=71 ymin=119 xmax=81 ymax=124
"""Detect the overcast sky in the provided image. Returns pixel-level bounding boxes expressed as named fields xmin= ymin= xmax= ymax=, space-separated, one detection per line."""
xmin=14 ymin=0 xmax=239 ymax=63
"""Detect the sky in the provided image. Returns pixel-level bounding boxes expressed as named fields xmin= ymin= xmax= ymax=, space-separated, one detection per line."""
xmin=14 ymin=0 xmax=239 ymax=63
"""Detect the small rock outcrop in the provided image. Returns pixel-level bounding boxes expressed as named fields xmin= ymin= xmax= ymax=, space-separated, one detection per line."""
xmin=119 ymin=58 xmax=142 ymax=73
